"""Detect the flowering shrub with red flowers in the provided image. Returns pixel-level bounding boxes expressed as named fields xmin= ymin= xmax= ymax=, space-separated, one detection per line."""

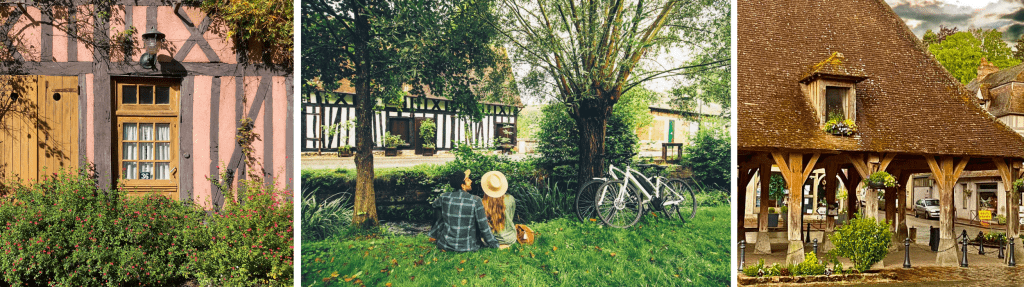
xmin=0 ymin=169 xmax=206 ymax=286
xmin=192 ymin=178 xmax=294 ymax=286
xmin=0 ymin=168 xmax=293 ymax=286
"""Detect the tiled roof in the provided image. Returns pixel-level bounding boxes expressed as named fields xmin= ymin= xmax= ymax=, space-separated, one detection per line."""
xmin=967 ymin=64 xmax=1024 ymax=117
xmin=738 ymin=0 xmax=1024 ymax=158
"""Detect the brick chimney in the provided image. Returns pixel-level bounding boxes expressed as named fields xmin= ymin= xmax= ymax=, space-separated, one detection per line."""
xmin=977 ymin=57 xmax=999 ymax=82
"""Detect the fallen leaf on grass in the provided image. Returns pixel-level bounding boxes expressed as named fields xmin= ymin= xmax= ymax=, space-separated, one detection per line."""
xmin=483 ymin=259 xmax=489 ymax=263
xmin=461 ymin=279 xmax=468 ymax=285
xmin=610 ymin=253 xmax=616 ymax=257
xmin=386 ymin=283 xmax=392 ymax=287
xmin=552 ymin=246 xmax=557 ymax=251
xmin=414 ymin=259 xmax=424 ymax=266
xmin=380 ymin=269 xmax=388 ymax=273
xmin=479 ymin=274 xmax=486 ymax=278
xmin=331 ymin=271 xmax=339 ymax=278
xmin=459 ymin=259 xmax=466 ymax=264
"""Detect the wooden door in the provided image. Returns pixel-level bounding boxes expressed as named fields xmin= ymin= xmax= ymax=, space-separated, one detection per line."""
xmin=0 ymin=75 xmax=78 ymax=184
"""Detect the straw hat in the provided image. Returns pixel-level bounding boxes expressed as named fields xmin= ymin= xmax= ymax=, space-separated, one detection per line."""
xmin=481 ymin=171 xmax=508 ymax=198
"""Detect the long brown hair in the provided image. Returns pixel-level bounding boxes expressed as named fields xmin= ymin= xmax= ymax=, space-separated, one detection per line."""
xmin=483 ymin=195 xmax=505 ymax=232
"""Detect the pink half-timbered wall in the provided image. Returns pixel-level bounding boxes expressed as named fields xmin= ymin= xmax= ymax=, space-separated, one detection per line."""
xmin=3 ymin=3 xmax=293 ymax=209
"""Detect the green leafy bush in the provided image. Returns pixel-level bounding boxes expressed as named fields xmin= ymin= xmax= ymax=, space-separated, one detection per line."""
xmin=508 ymin=180 xmax=576 ymax=223
xmin=997 ymin=215 xmax=1007 ymax=225
xmin=828 ymin=213 xmax=891 ymax=272
xmin=769 ymin=173 xmax=786 ymax=203
xmin=791 ymin=252 xmax=825 ymax=276
xmin=193 ymin=178 xmax=293 ymax=286
xmin=863 ymin=171 xmax=896 ymax=188
xmin=0 ymin=169 xmax=204 ymax=286
xmin=685 ymin=120 xmax=730 ymax=189
xmin=420 ymin=118 xmax=437 ymax=149
xmin=301 ymin=187 xmax=352 ymax=241
xmin=742 ymin=258 xmax=766 ymax=277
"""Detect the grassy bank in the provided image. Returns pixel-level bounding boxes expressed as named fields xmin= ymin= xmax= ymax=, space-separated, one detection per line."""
xmin=301 ymin=205 xmax=730 ymax=286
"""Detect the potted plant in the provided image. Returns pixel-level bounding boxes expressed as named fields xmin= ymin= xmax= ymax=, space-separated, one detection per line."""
xmin=1014 ymin=178 xmax=1024 ymax=192
xmin=384 ymin=132 xmax=405 ymax=157
xmin=822 ymin=112 xmax=858 ymax=136
xmin=323 ymin=120 xmax=355 ymax=157
xmin=420 ymin=119 xmax=436 ymax=156
xmin=767 ymin=207 xmax=780 ymax=228
xmin=494 ymin=128 xmax=515 ymax=154
xmin=863 ymin=171 xmax=896 ymax=189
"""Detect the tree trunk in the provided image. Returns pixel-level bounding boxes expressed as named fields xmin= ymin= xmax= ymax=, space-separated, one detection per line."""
xmin=351 ymin=7 xmax=378 ymax=228
xmin=573 ymin=96 xmax=613 ymax=185
xmin=352 ymin=77 xmax=378 ymax=228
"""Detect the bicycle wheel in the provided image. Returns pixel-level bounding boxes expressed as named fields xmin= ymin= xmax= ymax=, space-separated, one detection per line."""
xmin=576 ymin=179 xmax=605 ymax=223
xmin=658 ymin=178 xmax=696 ymax=220
xmin=595 ymin=180 xmax=643 ymax=228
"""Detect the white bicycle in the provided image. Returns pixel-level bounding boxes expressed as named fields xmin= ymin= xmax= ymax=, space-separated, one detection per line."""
xmin=584 ymin=164 xmax=695 ymax=228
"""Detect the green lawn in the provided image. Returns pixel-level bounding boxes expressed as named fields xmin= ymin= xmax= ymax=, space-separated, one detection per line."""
xmin=301 ymin=205 xmax=730 ymax=286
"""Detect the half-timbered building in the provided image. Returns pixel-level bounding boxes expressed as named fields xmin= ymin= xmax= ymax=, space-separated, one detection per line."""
xmin=0 ymin=3 xmax=293 ymax=209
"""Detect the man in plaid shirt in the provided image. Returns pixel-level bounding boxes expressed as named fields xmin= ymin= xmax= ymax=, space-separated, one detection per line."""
xmin=429 ymin=170 xmax=500 ymax=252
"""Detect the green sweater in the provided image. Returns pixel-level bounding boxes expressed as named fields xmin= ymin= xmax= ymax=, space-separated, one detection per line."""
xmin=492 ymin=195 xmax=517 ymax=245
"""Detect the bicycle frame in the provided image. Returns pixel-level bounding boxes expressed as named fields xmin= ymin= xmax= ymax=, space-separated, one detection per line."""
xmin=597 ymin=164 xmax=684 ymax=208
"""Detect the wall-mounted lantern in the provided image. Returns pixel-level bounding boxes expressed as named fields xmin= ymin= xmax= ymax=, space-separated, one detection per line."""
xmin=138 ymin=27 xmax=165 ymax=69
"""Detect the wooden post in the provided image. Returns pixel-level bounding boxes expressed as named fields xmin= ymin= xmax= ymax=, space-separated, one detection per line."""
xmin=820 ymin=160 xmax=840 ymax=252
xmin=847 ymin=153 xmax=896 ymax=221
xmin=895 ymin=171 xmax=912 ymax=248
xmin=772 ymin=152 xmax=821 ymax=265
xmin=755 ymin=162 xmax=773 ymax=254
xmin=738 ymin=165 xmax=756 ymax=247
xmin=925 ymin=155 xmax=970 ymax=267
xmin=994 ymin=158 xmax=1023 ymax=263
xmin=885 ymin=169 xmax=902 ymax=231
xmin=844 ymin=169 xmax=861 ymax=217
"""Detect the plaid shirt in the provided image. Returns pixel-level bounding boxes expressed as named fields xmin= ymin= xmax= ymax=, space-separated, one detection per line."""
xmin=429 ymin=190 xmax=499 ymax=252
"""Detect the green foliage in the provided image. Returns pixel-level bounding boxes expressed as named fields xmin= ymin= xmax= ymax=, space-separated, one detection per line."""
xmin=193 ymin=178 xmax=293 ymax=286
xmin=517 ymin=107 xmax=542 ymax=139
xmin=302 ymin=206 xmax=731 ymax=286
xmin=863 ymin=171 xmax=896 ymax=188
xmin=323 ymin=120 xmax=355 ymax=152
xmin=507 ymin=180 xmax=576 ymax=223
xmin=769 ymin=174 xmax=786 ymax=203
xmin=829 ymin=213 xmax=892 ymax=272
xmin=1015 ymin=34 xmax=1024 ymax=62
xmin=0 ymin=169 xmax=204 ymax=286
xmin=302 ymin=187 xmax=353 ymax=241
xmin=1014 ymin=178 xmax=1024 ymax=192
xmin=420 ymin=119 xmax=436 ymax=148
xmin=922 ymin=29 xmax=938 ymax=46
xmin=384 ymin=132 xmax=407 ymax=148
xmin=685 ymin=119 xmax=730 ymax=189
xmin=780 ymin=205 xmax=788 ymax=215
xmin=201 ymin=0 xmax=293 ymax=62
xmin=742 ymin=259 xmax=765 ymax=277
xmin=535 ymin=88 xmax=655 ymax=186
xmin=997 ymin=215 xmax=1008 ymax=225
xmin=928 ymin=30 xmax=1021 ymax=84
xmin=791 ymin=252 xmax=826 ymax=276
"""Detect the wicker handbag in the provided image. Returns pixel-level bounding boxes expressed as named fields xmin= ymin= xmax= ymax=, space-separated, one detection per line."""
xmin=515 ymin=224 xmax=539 ymax=245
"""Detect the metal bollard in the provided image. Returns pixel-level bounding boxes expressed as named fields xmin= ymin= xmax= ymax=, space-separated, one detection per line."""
xmin=961 ymin=230 xmax=969 ymax=268
xmin=813 ymin=238 xmax=818 ymax=255
xmin=1010 ymin=239 xmax=1017 ymax=267
xmin=805 ymin=223 xmax=811 ymax=243
xmin=979 ymin=232 xmax=985 ymax=255
xmin=904 ymin=237 xmax=912 ymax=268
xmin=739 ymin=240 xmax=746 ymax=271
xmin=1000 ymin=239 xmax=1005 ymax=259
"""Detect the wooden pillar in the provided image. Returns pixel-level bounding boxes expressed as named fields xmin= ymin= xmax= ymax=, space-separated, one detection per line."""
xmin=755 ymin=162 xmax=773 ymax=254
xmin=820 ymin=161 xmax=840 ymax=252
xmin=885 ymin=169 xmax=902 ymax=230
xmin=847 ymin=153 xmax=896 ymax=221
xmin=844 ymin=169 xmax=861 ymax=217
xmin=925 ymin=155 xmax=970 ymax=267
xmin=772 ymin=152 xmax=821 ymax=265
xmin=738 ymin=165 xmax=756 ymax=246
xmin=994 ymin=158 xmax=1023 ymax=263
xmin=895 ymin=171 xmax=912 ymax=247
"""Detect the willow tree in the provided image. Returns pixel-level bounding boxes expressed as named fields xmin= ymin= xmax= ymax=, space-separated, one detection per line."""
xmin=302 ymin=0 xmax=509 ymax=227
xmin=497 ymin=0 xmax=729 ymax=183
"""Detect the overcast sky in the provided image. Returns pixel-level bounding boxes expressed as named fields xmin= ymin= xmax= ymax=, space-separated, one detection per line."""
xmin=886 ymin=0 xmax=1024 ymax=44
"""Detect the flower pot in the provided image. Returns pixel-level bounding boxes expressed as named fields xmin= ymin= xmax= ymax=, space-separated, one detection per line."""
xmin=423 ymin=148 xmax=434 ymax=156
xmin=866 ymin=180 xmax=888 ymax=189
xmin=768 ymin=213 xmax=780 ymax=228
xmin=384 ymin=147 xmax=398 ymax=157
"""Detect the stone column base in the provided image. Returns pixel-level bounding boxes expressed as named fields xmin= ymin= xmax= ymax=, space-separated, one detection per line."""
xmin=786 ymin=240 xmax=805 ymax=265
xmin=754 ymin=231 xmax=772 ymax=254
xmin=819 ymin=232 xmax=834 ymax=253
xmin=936 ymin=238 xmax=962 ymax=267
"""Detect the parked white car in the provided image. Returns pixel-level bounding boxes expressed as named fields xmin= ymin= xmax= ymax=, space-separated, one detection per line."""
xmin=914 ymin=199 xmax=940 ymax=220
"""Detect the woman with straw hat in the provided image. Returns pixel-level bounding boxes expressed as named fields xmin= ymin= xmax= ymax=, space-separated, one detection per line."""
xmin=480 ymin=171 xmax=516 ymax=249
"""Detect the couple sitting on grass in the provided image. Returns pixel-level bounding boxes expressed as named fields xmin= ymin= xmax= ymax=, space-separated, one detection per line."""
xmin=428 ymin=169 xmax=516 ymax=252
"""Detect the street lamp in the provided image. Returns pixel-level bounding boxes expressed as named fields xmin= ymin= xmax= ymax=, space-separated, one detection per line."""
xmin=138 ymin=27 xmax=165 ymax=69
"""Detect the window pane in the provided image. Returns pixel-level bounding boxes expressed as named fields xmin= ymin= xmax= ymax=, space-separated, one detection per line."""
xmin=155 ymin=86 xmax=170 ymax=104
xmin=140 ymin=123 xmax=153 ymax=141
xmin=123 ymin=123 xmax=137 ymax=141
xmin=122 ymin=161 xmax=137 ymax=179
xmin=122 ymin=85 xmax=137 ymax=104
xmin=155 ymin=162 xmax=169 ymax=180
xmin=825 ymin=87 xmax=846 ymax=119
xmin=140 ymin=143 xmax=154 ymax=160
xmin=139 ymin=86 xmax=153 ymax=104
xmin=122 ymin=142 xmax=137 ymax=160
xmin=155 ymin=143 xmax=170 ymax=160
xmin=140 ymin=162 xmax=153 ymax=179
xmin=156 ymin=124 xmax=170 ymax=141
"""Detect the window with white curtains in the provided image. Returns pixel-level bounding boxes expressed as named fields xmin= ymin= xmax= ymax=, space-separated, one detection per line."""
xmin=114 ymin=78 xmax=180 ymax=195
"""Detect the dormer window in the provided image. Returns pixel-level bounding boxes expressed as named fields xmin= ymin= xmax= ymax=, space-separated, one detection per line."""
xmin=799 ymin=52 xmax=868 ymax=136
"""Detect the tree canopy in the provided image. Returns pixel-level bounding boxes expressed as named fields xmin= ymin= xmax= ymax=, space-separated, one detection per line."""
xmin=927 ymin=30 xmax=1020 ymax=84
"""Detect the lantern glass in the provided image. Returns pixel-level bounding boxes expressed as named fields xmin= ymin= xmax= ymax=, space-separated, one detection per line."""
xmin=145 ymin=37 xmax=160 ymax=55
